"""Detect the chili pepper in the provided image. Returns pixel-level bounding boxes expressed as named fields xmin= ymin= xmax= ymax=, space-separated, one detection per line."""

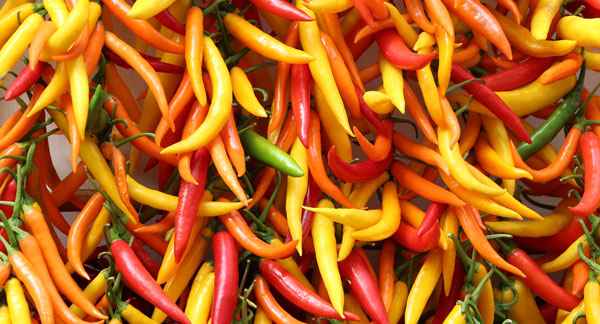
xmin=5 ymin=278 xmax=31 ymax=324
xmin=514 ymin=211 xmax=590 ymax=252
xmin=378 ymin=240 xmax=396 ymax=312
xmin=250 ymin=0 xmax=314 ymax=20
xmin=0 ymin=11 xmax=43 ymax=84
xmin=241 ymin=130 xmax=305 ymax=177
xmin=406 ymin=247 xmax=443 ymax=324
xmin=185 ymin=262 xmax=214 ymax=324
xmin=494 ymin=278 xmax=547 ymax=324
xmin=104 ymin=49 xmax=185 ymax=74
xmin=571 ymin=258 xmax=589 ymax=295
xmin=209 ymin=135 xmax=249 ymax=205
xmin=451 ymin=64 xmax=531 ymax=143
xmin=350 ymin=182 xmax=399 ymax=241
xmin=210 ymin=231 xmax=238 ymax=324
xmin=404 ymin=0 xmax=437 ymax=33
xmin=110 ymin=236 xmax=190 ymax=324
xmin=530 ymin=0 xmax=561 ymax=40
xmin=496 ymin=238 xmax=581 ymax=310
xmin=417 ymin=202 xmax=448 ymax=237
xmin=432 ymin=260 xmax=464 ymax=324
xmin=475 ymin=135 xmax=532 ymax=180
xmin=290 ymin=63 xmax=311 ymax=147
xmin=269 ymin=22 xmax=298 ymax=135
xmin=327 ymin=146 xmax=393 ymax=183
xmin=376 ymin=29 xmax=435 ymax=70
xmin=231 ymin=67 xmax=268 ymax=118
xmin=387 ymin=282 xmax=408 ymax=324
xmin=303 ymin=206 xmax=381 ymax=229
xmin=322 ymin=12 xmax=364 ymax=89
xmin=338 ymin=249 xmax=389 ymax=324
xmin=0 ymin=3 xmax=41 ymax=48
xmin=260 ymin=259 xmax=360 ymax=320
xmin=127 ymin=0 xmax=175 ymax=19
xmin=102 ymin=0 xmax=184 ymax=54
xmin=569 ymin=132 xmax=600 ymax=216
xmin=557 ymin=15 xmax=600 ymax=48
xmin=4 ymin=62 xmax=44 ymax=101
xmin=254 ymin=275 xmax=304 ymax=324
xmin=354 ymin=119 xmax=393 ymax=162
xmin=517 ymin=62 xmax=585 ymax=160
xmin=539 ymin=52 xmax=583 ymax=85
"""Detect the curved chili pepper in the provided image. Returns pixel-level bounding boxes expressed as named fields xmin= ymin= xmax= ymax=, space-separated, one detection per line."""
xmin=211 ymin=231 xmax=238 ymax=324
xmin=418 ymin=202 xmax=448 ymax=236
xmin=104 ymin=49 xmax=185 ymax=74
xmin=251 ymin=0 xmax=313 ymax=20
xmin=260 ymin=259 xmax=360 ymax=320
xmin=4 ymin=62 xmax=45 ymax=101
xmin=569 ymin=132 xmax=600 ymax=216
xmin=174 ymin=148 xmax=210 ymax=262
xmin=241 ymin=130 xmax=304 ymax=177
xmin=481 ymin=57 xmax=554 ymax=91
xmin=327 ymin=146 xmax=393 ymax=183
xmin=376 ymin=29 xmax=435 ymax=70
xmin=254 ymin=275 xmax=305 ymax=324
xmin=432 ymin=259 xmax=465 ymax=324
xmin=355 ymin=85 xmax=386 ymax=135
xmin=338 ymin=249 xmax=389 ymax=324
xmin=110 ymin=238 xmax=190 ymax=324
xmin=392 ymin=219 xmax=440 ymax=252
xmin=451 ymin=64 xmax=530 ymax=144
xmin=290 ymin=64 xmax=311 ymax=147
xmin=129 ymin=0 xmax=185 ymax=35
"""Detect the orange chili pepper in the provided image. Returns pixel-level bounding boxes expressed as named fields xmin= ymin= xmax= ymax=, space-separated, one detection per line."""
xmin=0 ymin=84 xmax=44 ymax=151
xmin=459 ymin=111 xmax=482 ymax=155
xmin=440 ymin=90 xmax=461 ymax=149
xmin=67 ymin=193 xmax=104 ymax=280
xmin=100 ymin=142 xmax=139 ymax=219
xmin=50 ymin=162 xmax=86 ymax=208
xmin=82 ymin=21 xmax=105 ymax=76
xmin=104 ymin=62 xmax=140 ymax=123
xmin=178 ymin=100 xmax=208 ymax=185
xmin=52 ymin=24 xmax=89 ymax=62
xmin=379 ymin=240 xmax=396 ymax=312
xmin=353 ymin=17 xmax=395 ymax=43
xmin=571 ymin=258 xmax=588 ymax=295
xmin=405 ymin=0 xmax=438 ymax=33
xmin=155 ymin=72 xmax=194 ymax=146
xmin=392 ymin=132 xmax=450 ymax=175
xmin=359 ymin=62 xmax=381 ymax=83
xmin=258 ymin=199 xmax=290 ymax=238
xmin=404 ymin=84 xmax=438 ymax=145
xmin=322 ymin=12 xmax=364 ymax=90
xmin=254 ymin=276 xmax=305 ymax=324
xmin=208 ymin=135 xmax=249 ymax=206
xmin=28 ymin=21 xmax=56 ymax=69
xmin=354 ymin=119 xmax=393 ymax=162
xmin=539 ymin=52 xmax=583 ymax=85
xmin=452 ymin=40 xmax=480 ymax=64
xmin=220 ymin=112 xmax=246 ymax=177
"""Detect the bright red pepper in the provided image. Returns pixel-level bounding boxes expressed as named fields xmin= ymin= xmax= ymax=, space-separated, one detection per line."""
xmin=417 ymin=202 xmax=447 ymax=236
xmin=392 ymin=220 xmax=440 ymax=252
xmin=4 ymin=62 xmax=45 ymax=101
xmin=339 ymin=249 xmax=389 ymax=324
xmin=327 ymin=146 xmax=393 ymax=183
xmin=481 ymin=57 xmax=555 ymax=91
xmin=376 ymin=29 xmax=435 ymax=70
xmin=514 ymin=215 xmax=591 ymax=252
xmin=259 ymin=259 xmax=360 ymax=321
xmin=290 ymin=63 xmax=311 ymax=148
xmin=211 ymin=231 xmax=239 ymax=324
xmin=174 ymin=148 xmax=210 ymax=262
xmin=111 ymin=238 xmax=190 ymax=324
xmin=130 ymin=238 xmax=160 ymax=278
xmin=249 ymin=0 xmax=314 ymax=21
xmin=568 ymin=132 xmax=600 ymax=216
xmin=355 ymin=85 xmax=387 ymax=135
xmin=451 ymin=64 xmax=531 ymax=144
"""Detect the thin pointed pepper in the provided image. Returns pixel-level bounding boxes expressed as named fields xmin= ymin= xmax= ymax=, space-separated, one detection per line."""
xmin=286 ymin=138 xmax=309 ymax=255
xmin=376 ymin=29 xmax=435 ymax=70
xmin=185 ymin=6 xmax=207 ymax=107
xmin=67 ymin=193 xmax=104 ymax=280
xmin=405 ymin=247 xmax=444 ymax=324
xmin=290 ymin=63 xmax=311 ymax=147
xmin=0 ymin=11 xmax=43 ymax=85
xmin=354 ymin=119 xmax=393 ymax=162
xmin=5 ymin=278 xmax=31 ymax=324
xmin=568 ymin=132 xmax=600 ymax=216
xmin=211 ymin=231 xmax=238 ymax=324
xmin=327 ymin=146 xmax=393 ymax=183
xmin=351 ymin=182 xmax=401 ymax=241
xmin=254 ymin=275 xmax=305 ymax=324
xmin=231 ymin=67 xmax=268 ymax=117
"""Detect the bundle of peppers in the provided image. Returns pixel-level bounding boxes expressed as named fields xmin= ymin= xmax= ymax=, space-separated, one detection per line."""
xmin=1 ymin=0 xmax=600 ymax=322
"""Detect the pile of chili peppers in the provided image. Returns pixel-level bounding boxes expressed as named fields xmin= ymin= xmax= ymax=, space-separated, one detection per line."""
xmin=2 ymin=0 xmax=600 ymax=323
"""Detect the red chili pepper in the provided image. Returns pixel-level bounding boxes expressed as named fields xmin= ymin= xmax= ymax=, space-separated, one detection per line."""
xmin=432 ymin=260 xmax=465 ymax=324
xmin=565 ymin=0 xmax=600 ymax=17
xmin=569 ymin=132 xmax=600 ymax=216
xmin=130 ymin=238 xmax=160 ymax=278
xmin=352 ymin=0 xmax=376 ymax=27
xmin=286 ymin=174 xmax=320 ymax=243
xmin=174 ymin=148 xmax=210 ymax=262
xmin=583 ymin=0 xmax=600 ymax=9
xmin=417 ymin=202 xmax=447 ymax=236
xmin=4 ymin=62 xmax=45 ymax=101
xmin=327 ymin=146 xmax=393 ymax=183
xmin=212 ymin=231 xmax=239 ymax=324
xmin=259 ymin=259 xmax=360 ymax=321
xmin=297 ymin=251 xmax=314 ymax=274
xmin=376 ymin=29 xmax=435 ymax=70
xmin=539 ymin=303 xmax=558 ymax=324
xmin=104 ymin=49 xmax=185 ymax=74
xmin=481 ymin=57 xmax=555 ymax=91
xmin=345 ymin=20 xmax=376 ymax=60
xmin=290 ymin=64 xmax=311 ymax=148
xmin=496 ymin=240 xmax=581 ymax=311
xmin=392 ymin=220 xmax=440 ymax=252
xmin=355 ymin=85 xmax=387 ymax=135
xmin=451 ymin=64 xmax=531 ymax=144
xmin=514 ymin=215 xmax=591 ymax=252
xmin=0 ymin=179 xmax=17 ymax=255
xmin=338 ymin=249 xmax=390 ymax=324
xmin=110 ymin=238 xmax=191 ymax=324
xmin=249 ymin=0 xmax=313 ymax=20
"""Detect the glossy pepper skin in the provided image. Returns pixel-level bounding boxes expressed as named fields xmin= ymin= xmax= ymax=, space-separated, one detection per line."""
xmin=338 ymin=249 xmax=389 ymax=324
xmin=211 ymin=231 xmax=239 ymax=324
xmin=240 ymin=130 xmax=305 ymax=177
xmin=259 ymin=259 xmax=360 ymax=320
xmin=568 ymin=132 xmax=600 ymax=216
xmin=376 ymin=29 xmax=435 ymax=70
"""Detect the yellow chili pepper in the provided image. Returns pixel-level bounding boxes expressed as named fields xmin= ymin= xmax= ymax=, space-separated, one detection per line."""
xmin=47 ymin=109 xmax=136 ymax=223
xmin=253 ymin=306 xmax=271 ymax=324
xmin=126 ymin=175 xmax=245 ymax=216
xmin=156 ymin=217 xmax=207 ymax=284
xmin=29 ymin=62 xmax=69 ymax=116
xmin=0 ymin=305 xmax=9 ymax=324
xmin=0 ymin=0 xmax=33 ymax=16
xmin=363 ymin=90 xmax=395 ymax=114
xmin=41 ymin=0 xmax=89 ymax=59
xmin=231 ymin=67 xmax=268 ymax=117
xmin=442 ymin=304 xmax=466 ymax=324
xmin=185 ymin=262 xmax=215 ymax=324
xmin=66 ymin=56 xmax=89 ymax=139
xmin=442 ymin=209 xmax=458 ymax=296
xmin=298 ymin=3 xmax=352 ymax=135
xmin=540 ymin=236 xmax=588 ymax=273
xmin=75 ymin=207 xmax=111 ymax=272
xmin=338 ymin=172 xmax=389 ymax=261
xmin=494 ymin=278 xmax=546 ymax=324
xmin=583 ymin=48 xmax=600 ymax=72
xmin=120 ymin=303 xmax=156 ymax=324
xmin=416 ymin=35 xmax=444 ymax=127
xmin=438 ymin=127 xmax=505 ymax=197
xmin=490 ymin=7 xmax=577 ymax=57
xmin=153 ymin=225 xmax=213 ymax=323
xmin=0 ymin=12 xmax=42 ymax=84
xmin=303 ymin=206 xmax=381 ymax=229
xmin=480 ymin=116 xmax=521 ymax=194
xmin=351 ymin=182 xmax=401 ymax=241
xmin=128 ymin=0 xmax=176 ymax=19
xmin=69 ymin=269 xmax=108 ymax=318
xmin=474 ymin=135 xmax=531 ymax=181
xmin=44 ymin=0 xmax=69 ymax=25
xmin=585 ymin=280 xmax=600 ymax=324
xmin=560 ymin=300 xmax=586 ymax=324
xmin=530 ymin=0 xmax=561 ymax=40
xmin=185 ymin=6 xmax=207 ymax=107
xmin=486 ymin=197 xmax=574 ymax=237
xmin=313 ymin=84 xmax=352 ymax=162
xmin=435 ymin=28 xmax=454 ymax=93
xmin=287 ymin=138 xmax=309 ymax=255
xmin=312 ymin=199 xmax=345 ymax=317
xmin=303 ymin=0 xmax=353 ymax=13
xmin=472 ymin=265 xmax=494 ymax=324
xmin=405 ymin=247 xmax=443 ymax=324
xmin=557 ymin=16 xmax=600 ymax=49
xmin=5 ymin=278 xmax=30 ymax=324
xmin=379 ymin=52 xmax=405 ymax=113
xmin=342 ymin=293 xmax=368 ymax=324
xmin=0 ymin=3 xmax=39 ymax=47
xmin=162 ymin=37 xmax=232 ymax=154
xmin=413 ymin=32 xmax=437 ymax=52
xmin=388 ymin=281 xmax=408 ymax=324
xmin=384 ymin=2 xmax=418 ymax=48
xmin=224 ymin=13 xmax=313 ymax=64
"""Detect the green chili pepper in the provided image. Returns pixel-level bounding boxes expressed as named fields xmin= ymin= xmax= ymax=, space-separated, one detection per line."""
xmin=239 ymin=130 xmax=304 ymax=177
